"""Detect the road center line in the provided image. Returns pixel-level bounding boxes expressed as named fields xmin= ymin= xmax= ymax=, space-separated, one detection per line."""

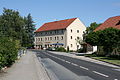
xmin=65 ymin=61 xmax=71 ymax=64
xmin=79 ymin=66 xmax=89 ymax=70
xmin=92 ymin=71 xmax=109 ymax=77
xmin=71 ymin=63 xmax=78 ymax=66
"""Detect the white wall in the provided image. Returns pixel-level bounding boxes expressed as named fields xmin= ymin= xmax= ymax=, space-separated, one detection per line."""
xmin=66 ymin=18 xmax=86 ymax=51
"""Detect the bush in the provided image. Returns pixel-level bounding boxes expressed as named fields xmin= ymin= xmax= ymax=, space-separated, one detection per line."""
xmin=77 ymin=48 xmax=84 ymax=53
xmin=0 ymin=37 xmax=20 ymax=69
xmin=55 ymin=47 xmax=66 ymax=52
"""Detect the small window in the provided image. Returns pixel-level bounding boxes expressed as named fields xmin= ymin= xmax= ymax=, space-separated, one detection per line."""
xmin=77 ymin=30 xmax=79 ymax=33
xmin=57 ymin=36 xmax=59 ymax=40
xmin=61 ymin=36 xmax=63 ymax=40
xmin=71 ymin=44 xmax=73 ymax=47
xmin=50 ymin=37 xmax=52 ymax=40
xmin=71 ymin=29 xmax=72 ymax=32
xmin=77 ymin=37 xmax=79 ymax=39
xmin=55 ymin=37 xmax=56 ymax=40
xmin=45 ymin=37 xmax=47 ymax=41
xmin=41 ymin=38 xmax=42 ymax=41
xmin=116 ymin=20 xmax=120 ymax=25
xmin=39 ymin=38 xmax=40 ymax=41
xmin=71 ymin=36 xmax=72 ymax=39
xmin=61 ymin=30 xmax=64 ymax=33
xmin=48 ymin=37 xmax=49 ymax=40
xmin=50 ymin=32 xmax=52 ymax=34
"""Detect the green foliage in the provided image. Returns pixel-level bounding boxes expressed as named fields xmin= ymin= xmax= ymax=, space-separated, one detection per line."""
xmin=55 ymin=47 xmax=66 ymax=52
xmin=0 ymin=37 xmax=18 ymax=69
xmin=77 ymin=48 xmax=84 ymax=53
xmin=86 ymin=28 xmax=120 ymax=56
xmin=23 ymin=14 xmax=35 ymax=47
xmin=0 ymin=8 xmax=35 ymax=69
xmin=83 ymin=22 xmax=101 ymax=42
xmin=0 ymin=8 xmax=35 ymax=47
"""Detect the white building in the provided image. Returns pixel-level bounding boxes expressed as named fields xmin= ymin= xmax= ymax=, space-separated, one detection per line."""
xmin=34 ymin=18 xmax=86 ymax=51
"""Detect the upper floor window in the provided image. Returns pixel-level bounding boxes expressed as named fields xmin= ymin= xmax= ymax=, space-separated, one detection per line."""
xmin=71 ymin=29 xmax=72 ymax=32
xmin=38 ymin=38 xmax=40 ymax=41
xmin=77 ymin=30 xmax=79 ymax=33
xmin=41 ymin=38 xmax=42 ymax=41
xmin=77 ymin=37 xmax=79 ymax=39
xmin=55 ymin=37 xmax=56 ymax=40
xmin=71 ymin=36 xmax=72 ymax=39
xmin=61 ymin=30 xmax=64 ymax=33
xmin=61 ymin=36 xmax=63 ymax=40
xmin=57 ymin=36 xmax=59 ymax=40
xmin=71 ymin=44 xmax=73 ymax=47
xmin=45 ymin=37 xmax=47 ymax=41
xmin=48 ymin=37 xmax=49 ymax=40
xmin=50 ymin=37 xmax=52 ymax=40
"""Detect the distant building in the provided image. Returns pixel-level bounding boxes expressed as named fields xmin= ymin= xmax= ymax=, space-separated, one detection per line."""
xmin=34 ymin=18 xmax=86 ymax=51
xmin=95 ymin=16 xmax=120 ymax=31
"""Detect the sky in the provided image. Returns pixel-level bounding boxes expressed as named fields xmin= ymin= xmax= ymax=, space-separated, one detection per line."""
xmin=0 ymin=0 xmax=120 ymax=29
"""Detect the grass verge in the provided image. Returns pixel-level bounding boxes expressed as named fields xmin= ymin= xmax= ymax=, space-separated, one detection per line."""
xmin=85 ymin=54 xmax=120 ymax=66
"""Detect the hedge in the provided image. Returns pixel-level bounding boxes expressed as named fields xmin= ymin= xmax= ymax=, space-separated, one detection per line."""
xmin=0 ymin=37 xmax=20 ymax=69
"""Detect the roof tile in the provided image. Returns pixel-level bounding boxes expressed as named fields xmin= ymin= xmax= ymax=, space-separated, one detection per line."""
xmin=35 ymin=18 xmax=77 ymax=32
xmin=95 ymin=16 xmax=120 ymax=31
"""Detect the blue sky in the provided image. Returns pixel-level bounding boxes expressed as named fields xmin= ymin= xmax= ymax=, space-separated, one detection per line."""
xmin=0 ymin=0 xmax=120 ymax=29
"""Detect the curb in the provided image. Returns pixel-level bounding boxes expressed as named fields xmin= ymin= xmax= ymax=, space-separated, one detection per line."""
xmin=88 ymin=57 xmax=120 ymax=68
xmin=34 ymin=53 xmax=51 ymax=80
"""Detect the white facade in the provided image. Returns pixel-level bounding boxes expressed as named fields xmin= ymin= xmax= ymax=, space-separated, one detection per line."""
xmin=35 ymin=18 xmax=86 ymax=51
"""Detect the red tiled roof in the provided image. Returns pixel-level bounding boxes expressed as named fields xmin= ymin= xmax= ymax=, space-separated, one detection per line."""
xmin=94 ymin=16 xmax=120 ymax=31
xmin=35 ymin=18 xmax=77 ymax=32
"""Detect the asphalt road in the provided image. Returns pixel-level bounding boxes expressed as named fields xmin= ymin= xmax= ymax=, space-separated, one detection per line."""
xmin=33 ymin=50 xmax=120 ymax=80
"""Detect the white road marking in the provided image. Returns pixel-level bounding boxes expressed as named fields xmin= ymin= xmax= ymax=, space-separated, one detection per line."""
xmin=79 ymin=66 xmax=89 ymax=70
xmin=114 ymin=79 xmax=118 ymax=80
xmin=92 ymin=71 xmax=109 ymax=77
xmin=65 ymin=61 xmax=71 ymax=64
xmin=61 ymin=59 xmax=65 ymax=62
xmin=71 ymin=63 xmax=78 ymax=66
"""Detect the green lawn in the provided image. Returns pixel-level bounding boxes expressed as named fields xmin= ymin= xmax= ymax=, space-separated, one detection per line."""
xmin=92 ymin=57 xmax=120 ymax=66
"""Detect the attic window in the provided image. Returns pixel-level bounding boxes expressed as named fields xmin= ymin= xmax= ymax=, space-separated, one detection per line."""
xmin=116 ymin=20 xmax=120 ymax=25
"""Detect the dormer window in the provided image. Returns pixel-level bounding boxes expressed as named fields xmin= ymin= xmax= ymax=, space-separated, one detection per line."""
xmin=116 ymin=20 xmax=120 ymax=25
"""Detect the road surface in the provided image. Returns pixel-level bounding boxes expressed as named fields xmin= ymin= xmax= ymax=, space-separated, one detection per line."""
xmin=33 ymin=50 xmax=120 ymax=80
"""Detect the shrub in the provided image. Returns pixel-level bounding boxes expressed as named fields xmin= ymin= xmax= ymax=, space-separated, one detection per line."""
xmin=55 ymin=47 xmax=66 ymax=52
xmin=0 ymin=37 xmax=19 ymax=69
xmin=77 ymin=48 xmax=84 ymax=53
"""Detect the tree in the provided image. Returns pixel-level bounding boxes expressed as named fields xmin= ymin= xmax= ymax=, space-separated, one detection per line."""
xmin=85 ymin=28 xmax=120 ymax=55
xmin=83 ymin=22 xmax=101 ymax=42
xmin=0 ymin=8 xmax=25 ymax=41
xmin=23 ymin=13 xmax=35 ymax=47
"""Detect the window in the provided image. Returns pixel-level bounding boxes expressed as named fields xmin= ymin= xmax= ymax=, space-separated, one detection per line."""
xmin=55 ymin=37 xmax=56 ymax=40
xmin=71 ymin=36 xmax=72 ymax=39
xmin=61 ymin=36 xmax=63 ymax=40
xmin=57 ymin=36 xmax=59 ymax=40
xmin=71 ymin=29 xmax=72 ymax=32
xmin=77 ymin=30 xmax=79 ymax=33
xmin=38 ymin=38 xmax=40 ymax=41
xmin=116 ymin=20 xmax=120 ymax=25
xmin=50 ymin=31 xmax=52 ymax=34
xmin=55 ymin=30 xmax=57 ymax=34
xmin=50 ymin=37 xmax=52 ymax=40
xmin=77 ymin=37 xmax=79 ymax=39
xmin=61 ymin=30 xmax=64 ymax=33
xmin=41 ymin=38 xmax=42 ymax=41
xmin=45 ymin=37 xmax=47 ymax=41
xmin=71 ymin=44 xmax=73 ymax=47
xmin=48 ymin=37 xmax=49 ymax=40
xmin=36 ymin=38 xmax=38 ymax=42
